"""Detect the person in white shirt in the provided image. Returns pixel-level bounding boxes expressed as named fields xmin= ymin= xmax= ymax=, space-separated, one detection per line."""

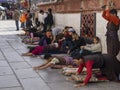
xmin=38 ymin=10 xmax=48 ymax=32
xmin=80 ymin=36 xmax=102 ymax=55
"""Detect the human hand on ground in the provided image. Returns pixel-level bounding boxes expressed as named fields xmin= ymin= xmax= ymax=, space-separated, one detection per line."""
xmin=75 ymin=72 xmax=79 ymax=75
xmin=74 ymin=83 xmax=85 ymax=87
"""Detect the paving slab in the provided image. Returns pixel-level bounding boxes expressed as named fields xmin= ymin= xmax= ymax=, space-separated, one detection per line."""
xmin=20 ymin=78 xmax=50 ymax=90
xmin=0 ymin=61 xmax=9 ymax=67
xmin=14 ymin=68 xmax=39 ymax=79
xmin=48 ymin=81 xmax=80 ymax=90
xmin=38 ymin=69 xmax=66 ymax=83
xmin=7 ymin=40 xmax=26 ymax=50
xmin=0 ymin=67 xmax=13 ymax=76
xmin=0 ymin=87 xmax=23 ymax=90
xmin=0 ymin=75 xmax=20 ymax=88
xmin=23 ymin=56 xmax=44 ymax=67
xmin=0 ymin=50 xmax=5 ymax=60
xmin=10 ymin=62 xmax=31 ymax=70
xmin=1 ymin=48 xmax=24 ymax=62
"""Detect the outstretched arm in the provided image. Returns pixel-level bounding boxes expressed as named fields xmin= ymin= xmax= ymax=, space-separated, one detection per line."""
xmin=83 ymin=61 xmax=93 ymax=85
xmin=33 ymin=61 xmax=53 ymax=70
xmin=102 ymin=9 xmax=120 ymax=25
xmin=75 ymin=61 xmax=94 ymax=87
xmin=76 ymin=63 xmax=84 ymax=75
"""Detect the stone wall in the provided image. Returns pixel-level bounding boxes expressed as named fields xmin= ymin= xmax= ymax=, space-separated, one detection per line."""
xmin=37 ymin=0 xmax=120 ymax=13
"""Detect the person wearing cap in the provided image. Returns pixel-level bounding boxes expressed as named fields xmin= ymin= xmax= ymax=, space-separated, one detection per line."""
xmin=68 ymin=28 xmax=75 ymax=32
xmin=73 ymin=54 xmax=120 ymax=87
xmin=61 ymin=27 xmax=75 ymax=52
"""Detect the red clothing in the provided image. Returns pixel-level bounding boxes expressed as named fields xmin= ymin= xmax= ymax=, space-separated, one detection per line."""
xmin=102 ymin=10 xmax=120 ymax=25
xmin=77 ymin=60 xmax=94 ymax=85
xmin=32 ymin=46 xmax=44 ymax=55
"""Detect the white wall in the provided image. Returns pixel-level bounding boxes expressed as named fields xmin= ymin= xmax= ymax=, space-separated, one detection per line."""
xmin=54 ymin=13 xmax=80 ymax=34
xmin=96 ymin=12 xmax=107 ymax=53
xmin=53 ymin=12 xmax=120 ymax=60
xmin=117 ymin=11 xmax=120 ymax=61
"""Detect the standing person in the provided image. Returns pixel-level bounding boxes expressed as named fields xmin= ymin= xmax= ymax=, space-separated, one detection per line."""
xmin=25 ymin=17 xmax=33 ymax=36
xmin=45 ymin=8 xmax=54 ymax=30
xmin=34 ymin=9 xmax=39 ymax=26
xmin=38 ymin=10 xmax=47 ymax=33
xmin=102 ymin=5 xmax=120 ymax=57
xmin=20 ymin=10 xmax=26 ymax=30
xmin=73 ymin=54 xmax=120 ymax=87
xmin=13 ymin=8 xmax=20 ymax=31
xmin=0 ymin=11 xmax=2 ymax=20
xmin=26 ymin=10 xmax=32 ymax=19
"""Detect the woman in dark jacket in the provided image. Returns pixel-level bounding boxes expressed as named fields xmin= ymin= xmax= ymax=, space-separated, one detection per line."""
xmin=73 ymin=54 xmax=120 ymax=87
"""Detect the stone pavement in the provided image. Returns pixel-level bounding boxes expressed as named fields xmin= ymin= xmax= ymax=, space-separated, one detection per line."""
xmin=0 ymin=20 xmax=120 ymax=90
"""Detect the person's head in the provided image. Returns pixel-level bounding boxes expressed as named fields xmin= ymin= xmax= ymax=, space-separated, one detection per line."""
xmin=73 ymin=54 xmax=84 ymax=66
xmin=45 ymin=30 xmax=52 ymax=38
xmin=39 ymin=10 xmax=44 ymax=14
xmin=93 ymin=36 xmax=100 ymax=44
xmin=72 ymin=33 xmax=79 ymax=40
xmin=110 ymin=9 xmax=117 ymax=16
xmin=27 ymin=10 xmax=30 ymax=13
xmin=64 ymin=26 xmax=69 ymax=29
xmin=44 ymin=53 xmax=52 ymax=60
xmin=68 ymin=28 xmax=75 ymax=35
xmin=63 ymin=26 xmax=70 ymax=31
xmin=48 ymin=8 xmax=52 ymax=13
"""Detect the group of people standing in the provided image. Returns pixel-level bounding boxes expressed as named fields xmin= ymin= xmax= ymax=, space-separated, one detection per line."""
xmin=13 ymin=8 xmax=54 ymax=32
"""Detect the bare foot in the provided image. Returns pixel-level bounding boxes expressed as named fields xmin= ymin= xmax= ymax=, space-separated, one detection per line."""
xmin=21 ymin=53 xmax=33 ymax=56
xmin=66 ymin=77 xmax=74 ymax=81
xmin=74 ymin=84 xmax=80 ymax=88
xmin=21 ymin=53 xmax=27 ymax=56
xmin=33 ymin=67 xmax=39 ymax=70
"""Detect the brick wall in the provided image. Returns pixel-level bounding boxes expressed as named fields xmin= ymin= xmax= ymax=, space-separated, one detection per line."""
xmin=37 ymin=0 xmax=120 ymax=13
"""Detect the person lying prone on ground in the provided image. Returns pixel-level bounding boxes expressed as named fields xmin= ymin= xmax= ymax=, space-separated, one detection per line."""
xmin=33 ymin=53 xmax=78 ymax=70
xmin=22 ymin=43 xmax=59 ymax=56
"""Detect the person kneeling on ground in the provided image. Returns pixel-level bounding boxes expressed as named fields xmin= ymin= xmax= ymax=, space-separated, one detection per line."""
xmin=73 ymin=54 xmax=120 ymax=87
xmin=33 ymin=53 xmax=78 ymax=70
